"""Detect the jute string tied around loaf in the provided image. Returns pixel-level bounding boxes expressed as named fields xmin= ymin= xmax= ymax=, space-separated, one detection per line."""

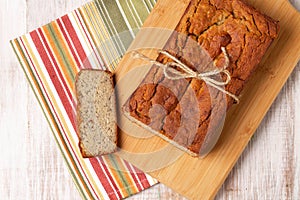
xmin=131 ymin=47 xmax=239 ymax=103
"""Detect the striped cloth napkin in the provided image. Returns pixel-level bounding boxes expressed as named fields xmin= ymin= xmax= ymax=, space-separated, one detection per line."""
xmin=11 ymin=0 xmax=158 ymax=199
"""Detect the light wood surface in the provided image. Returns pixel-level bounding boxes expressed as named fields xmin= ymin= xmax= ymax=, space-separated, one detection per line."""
xmin=0 ymin=0 xmax=299 ymax=200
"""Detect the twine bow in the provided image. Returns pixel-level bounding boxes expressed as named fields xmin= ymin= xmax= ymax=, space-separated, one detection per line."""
xmin=132 ymin=47 xmax=239 ymax=103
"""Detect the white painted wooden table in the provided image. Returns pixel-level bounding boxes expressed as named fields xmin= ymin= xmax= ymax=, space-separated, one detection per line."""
xmin=1 ymin=0 xmax=300 ymax=199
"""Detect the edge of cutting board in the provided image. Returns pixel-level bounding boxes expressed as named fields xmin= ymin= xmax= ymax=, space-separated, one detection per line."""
xmin=115 ymin=0 xmax=300 ymax=199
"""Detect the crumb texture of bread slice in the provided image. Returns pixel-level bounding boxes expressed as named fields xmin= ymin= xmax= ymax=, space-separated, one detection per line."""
xmin=76 ymin=70 xmax=117 ymax=158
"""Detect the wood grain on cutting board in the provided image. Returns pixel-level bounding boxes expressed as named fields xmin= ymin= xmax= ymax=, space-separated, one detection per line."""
xmin=114 ymin=0 xmax=300 ymax=199
xmin=1 ymin=0 xmax=300 ymax=199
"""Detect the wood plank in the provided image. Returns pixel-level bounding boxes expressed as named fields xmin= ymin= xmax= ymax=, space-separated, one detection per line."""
xmin=1 ymin=0 xmax=300 ymax=199
xmin=0 ymin=0 xmax=29 ymax=198
xmin=216 ymin=61 xmax=300 ymax=200
xmin=0 ymin=0 xmax=88 ymax=199
xmin=115 ymin=0 xmax=300 ymax=199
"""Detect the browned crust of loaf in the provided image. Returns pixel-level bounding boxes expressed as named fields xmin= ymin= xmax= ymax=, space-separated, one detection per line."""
xmin=124 ymin=0 xmax=279 ymax=156
xmin=75 ymin=69 xmax=118 ymax=158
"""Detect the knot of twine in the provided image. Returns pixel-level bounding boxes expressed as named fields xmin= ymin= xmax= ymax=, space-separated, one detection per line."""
xmin=132 ymin=47 xmax=239 ymax=103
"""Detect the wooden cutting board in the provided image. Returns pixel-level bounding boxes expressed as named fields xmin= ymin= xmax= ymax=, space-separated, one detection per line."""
xmin=113 ymin=0 xmax=300 ymax=199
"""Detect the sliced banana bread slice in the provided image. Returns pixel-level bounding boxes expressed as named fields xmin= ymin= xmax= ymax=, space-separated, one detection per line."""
xmin=76 ymin=69 xmax=117 ymax=158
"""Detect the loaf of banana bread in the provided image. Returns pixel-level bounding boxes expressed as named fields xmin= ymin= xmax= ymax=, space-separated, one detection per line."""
xmin=124 ymin=0 xmax=279 ymax=156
